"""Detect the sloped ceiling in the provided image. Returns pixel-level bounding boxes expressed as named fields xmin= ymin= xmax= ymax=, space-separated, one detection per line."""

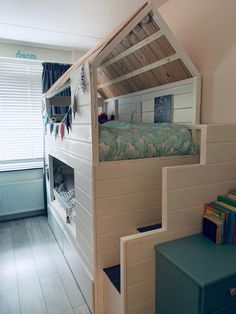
xmin=0 ymin=0 xmax=169 ymax=50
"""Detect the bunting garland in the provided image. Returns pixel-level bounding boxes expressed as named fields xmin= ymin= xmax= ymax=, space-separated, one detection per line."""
xmin=42 ymin=63 xmax=87 ymax=140
xmin=42 ymin=95 xmax=73 ymax=140
xmin=60 ymin=123 xmax=65 ymax=141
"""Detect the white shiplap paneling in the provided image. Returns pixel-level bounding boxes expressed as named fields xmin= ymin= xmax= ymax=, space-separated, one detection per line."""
xmin=121 ymin=124 xmax=236 ymax=314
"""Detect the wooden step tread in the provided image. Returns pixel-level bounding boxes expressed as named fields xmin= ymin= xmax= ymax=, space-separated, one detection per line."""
xmin=137 ymin=223 xmax=162 ymax=233
xmin=103 ymin=264 xmax=120 ymax=293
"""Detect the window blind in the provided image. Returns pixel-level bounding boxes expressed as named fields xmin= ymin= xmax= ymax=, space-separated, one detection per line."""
xmin=0 ymin=58 xmax=43 ymax=171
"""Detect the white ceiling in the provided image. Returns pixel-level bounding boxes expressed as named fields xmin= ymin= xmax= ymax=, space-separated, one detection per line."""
xmin=0 ymin=0 xmax=168 ymax=51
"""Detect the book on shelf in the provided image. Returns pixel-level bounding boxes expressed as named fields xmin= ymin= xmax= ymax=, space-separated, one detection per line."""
xmin=217 ymin=198 xmax=236 ymax=245
xmin=202 ymin=192 xmax=236 ymax=245
xmin=204 ymin=203 xmax=229 ymax=243
xmin=217 ymin=195 xmax=236 ymax=207
xmin=202 ymin=215 xmax=224 ymax=244
xmin=228 ymin=188 xmax=236 ymax=196
xmin=227 ymin=193 xmax=236 ymax=201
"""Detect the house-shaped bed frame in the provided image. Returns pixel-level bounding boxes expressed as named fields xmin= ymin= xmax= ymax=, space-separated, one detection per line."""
xmin=44 ymin=2 xmax=236 ymax=314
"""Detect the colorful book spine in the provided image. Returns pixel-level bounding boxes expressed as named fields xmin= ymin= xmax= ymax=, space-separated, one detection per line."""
xmin=217 ymin=197 xmax=236 ymax=244
xmin=228 ymin=189 xmax=236 ymax=196
xmin=204 ymin=203 xmax=228 ymax=243
xmin=217 ymin=195 xmax=236 ymax=207
xmin=202 ymin=215 xmax=223 ymax=244
xmin=227 ymin=193 xmax=236 ymax=201
xmin=202 ymin=192 xmax=236 ymax=245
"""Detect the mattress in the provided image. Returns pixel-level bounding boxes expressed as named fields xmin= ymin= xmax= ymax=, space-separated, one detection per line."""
xmin=99 ymin=121 xmax=198 ymax=161
xmin=54 ymin=175 xmax=76 ymax=223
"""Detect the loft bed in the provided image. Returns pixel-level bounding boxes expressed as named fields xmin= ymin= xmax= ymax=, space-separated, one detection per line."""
xmin=44 ymin=2 xmax=202 ymax=313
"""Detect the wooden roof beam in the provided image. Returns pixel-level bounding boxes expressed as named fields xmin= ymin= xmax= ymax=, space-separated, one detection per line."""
xmin=44 ymin=83 xmax=70 ymax=99
xmin=100 ymin=30 xmax=163 ymax=68
xmin=98 ymin=53 xmax=179 ymax=89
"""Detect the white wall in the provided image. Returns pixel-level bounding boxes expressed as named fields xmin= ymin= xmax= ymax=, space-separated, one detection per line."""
xmin=72 ymin=50 xmax=86 ymax=63
xmin=0 ymin=42 xmax=85 ymax=63
xmin=159 ymin=0 xmax=236 ymax=124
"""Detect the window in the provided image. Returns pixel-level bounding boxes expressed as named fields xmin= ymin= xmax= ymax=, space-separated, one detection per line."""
xmin=0 ymin=58 xmax=43 ymax=171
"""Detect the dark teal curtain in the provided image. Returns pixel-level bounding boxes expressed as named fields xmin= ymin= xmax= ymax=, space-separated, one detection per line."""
xmin=42 ymin=63 xmax=71 ymax=115
xmin=42 ymin=63 xmax=71 ymax=94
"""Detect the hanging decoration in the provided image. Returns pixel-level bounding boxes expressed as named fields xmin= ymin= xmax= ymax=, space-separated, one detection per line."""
xmin=50 ymin=123 xmax=54 ymax=134
xmin=80 ymin=64 xmax=86 ymax=94
xmin=60 ymin=123 xmax=65 ymax=141
xmin=43 ymin=112 xmax=49 ymax=124
xmin=55 ymin=125 xmax=59 ymax=138
xmin=73 ymin=92 xmax=78 ymax=119
xmin=65 ymin=109 xmax=71 ymax=134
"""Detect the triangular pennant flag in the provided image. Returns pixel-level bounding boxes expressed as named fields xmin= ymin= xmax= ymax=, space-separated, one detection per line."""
xmin=43 ymin=112 xmax=49 ymax=125
xmin=80 ymin=64 xmax=86 ymax=94
xmin=60 ymin=123 xmax=65 ymax=140
xmin=50 ymin=123 xmax=54 ymax=134
xmin=65 ymin=120 xmax=69 ymax=134
xmin=73 ymin=93 xmax=78 ymax=119
xmin=65 ymin=117 xmax=71 ymax=134
xmin=55 ymin=125 xmax=59 ymax=138
xmin=69 ymin=108 xmax=72 ymax=130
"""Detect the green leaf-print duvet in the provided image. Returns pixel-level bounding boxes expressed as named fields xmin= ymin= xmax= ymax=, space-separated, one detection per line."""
xmin=99 ymin=121 xmax=198 ymax=161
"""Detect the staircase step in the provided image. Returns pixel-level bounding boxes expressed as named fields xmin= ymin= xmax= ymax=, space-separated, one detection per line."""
xmin=137 ymin=223 xmax=162 ymax=233
xmin=103 ymin=264 xmax=120 ymax=293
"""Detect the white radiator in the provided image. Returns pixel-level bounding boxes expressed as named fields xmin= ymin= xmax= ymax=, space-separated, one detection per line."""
xmin=0 ymin=169 xmax=45 ymax=216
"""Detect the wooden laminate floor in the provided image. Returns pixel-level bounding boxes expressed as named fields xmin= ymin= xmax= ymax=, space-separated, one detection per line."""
xmin=0 ymin=216 xmax=91 ymax=314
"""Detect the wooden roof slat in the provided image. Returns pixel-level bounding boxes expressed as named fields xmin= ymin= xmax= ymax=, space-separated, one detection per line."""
xmin=103 ymin=45 xmax=144 ymax=93
xmin=136 ymin=20 xmax=176 ymax=84
xmin=100 ymin=30 xmax=162 ymax=68
xmin=130 ymin=23 xmax=169 ymax=85
xmin=119 ymin=38 xmax=156 ymax=89
xmin=97 ymin=19 xmax=173 ymax=91
xmin=151 ymin=5 xmax=200 ymax=77
xmin=97 ymin=67 xmax=122 ymax=96
xmin=160 ymin=59 xmax=190 ymax=84
xmin=141 ymin=17 xmax=175 ymax=58
xmin=113 ymin=40 xmax=150 ymax=90
xmin=98 ymin=53 xmax=179 ymax=89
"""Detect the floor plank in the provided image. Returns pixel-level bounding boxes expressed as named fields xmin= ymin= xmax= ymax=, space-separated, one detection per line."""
xmin=11 ymin=220 xmax=47 ymax=314
xmin=40 ymin=273 xmax=74 ymax=314
xmin=12 ymin=220 xmax=38 ymax=280
xmin=46 ymin=238 xmax=85 ymax=308
xmin=38 ymin=216 xmax=85 ymax=308
xmin=25 ymin=218 xmax=57 ymax=277
xmin=0 ymin=221 xmax=13 ymax=230
xmin=74 ymin=304 xmax=91 ymax=314
xmin=11 ymin=220 xmax=32 ymax=260
xmin=0 ymin=278 xmax=20 ymax=314
xmin=17 ymin=273 xmax=48 ymax=314
xmin=0 ymin=228 xmax=15 ymax=281
xmin=38 ymin=216 xmax=55 ymax=241
xmin=0 ymin=216 xmax=87 ymax=314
